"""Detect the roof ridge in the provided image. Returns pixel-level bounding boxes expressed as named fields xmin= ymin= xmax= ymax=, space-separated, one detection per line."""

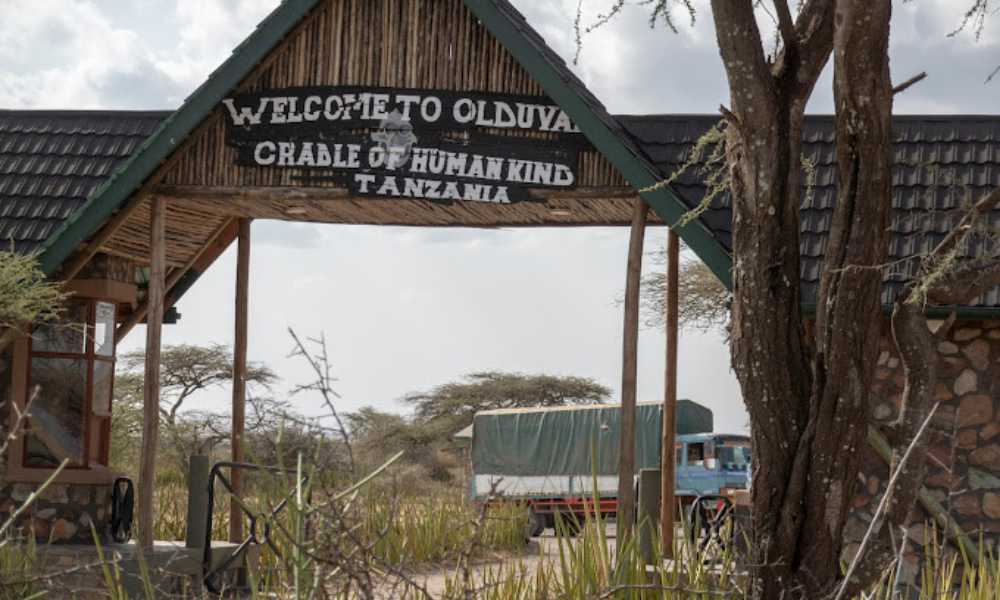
xmin=0 ymin=110 xmax=173 ymax=117
xmin=615 ymin=113 xmax=1000 ymax=120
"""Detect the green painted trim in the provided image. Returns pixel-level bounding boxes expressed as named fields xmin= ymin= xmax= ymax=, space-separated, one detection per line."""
xmin=168 ymin=269 xmax=204 ymax=306
xmin=463 ymin=0 xmax=733 ymax=289
xmin=922 ymin=305 xmax=1000 ymax=320
xmin=35 ymin=0 xmax=323 ymax=276
xmin=801 ymin=303 xmax=1000 ymax=320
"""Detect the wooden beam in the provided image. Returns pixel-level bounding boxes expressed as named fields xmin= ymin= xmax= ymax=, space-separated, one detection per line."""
xmin=617 ymin=198 xmax=647 ymax=550
xmin=114 ymin=218 xmax=236 ymax=344
xmin=660 ymin=229 xmax=680 ymax=557
xmin=138 ymin=195 xmax=166 ymax=550
xmin=155 ymin=185 xmax=649 ymax=228
xmin=154 ymin=185 xmax=351 ymax=203
xmin=153 ymin=184 xmax=637 ymax=203
xmin=229 ymin=218 xmax=251 ymax=543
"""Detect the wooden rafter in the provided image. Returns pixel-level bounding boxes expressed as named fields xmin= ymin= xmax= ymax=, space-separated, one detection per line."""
xmin=114 ymin=218 xmax=237 ymax=344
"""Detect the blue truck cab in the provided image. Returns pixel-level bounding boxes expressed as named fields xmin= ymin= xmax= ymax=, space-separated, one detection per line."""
xmin=675 ymin=433 xmax=752 ymax=496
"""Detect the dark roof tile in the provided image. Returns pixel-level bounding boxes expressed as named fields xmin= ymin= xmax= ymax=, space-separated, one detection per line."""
xmin=0 ymin=110 xmax=170 ymax=253
xmin=617 ymin=114 xmax=1000 ymax=309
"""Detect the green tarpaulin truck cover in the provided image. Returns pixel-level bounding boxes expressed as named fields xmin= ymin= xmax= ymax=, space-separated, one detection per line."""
xmin=470 ymin=400 xmax=712 ymax=498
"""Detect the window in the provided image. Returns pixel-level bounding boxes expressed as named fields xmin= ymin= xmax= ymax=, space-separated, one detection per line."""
xmin=686 ymin=442 xmax=705 ymax=466
xmin=718 ymin=445 xmax=752 ymax=471
xmin=23 ymin=300 xmax=116 ymax=469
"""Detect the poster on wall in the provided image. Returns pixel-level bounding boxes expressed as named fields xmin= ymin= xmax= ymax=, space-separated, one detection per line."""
xmin=221 ymin=86 xmax=584 ymax=204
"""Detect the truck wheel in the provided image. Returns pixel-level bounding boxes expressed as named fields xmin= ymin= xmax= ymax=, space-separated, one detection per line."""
xmin=526 ymin=507 xmax=545 ymax=538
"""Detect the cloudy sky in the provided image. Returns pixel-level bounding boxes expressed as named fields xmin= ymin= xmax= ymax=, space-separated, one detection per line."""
xmin=3 ymin=0 xmax=998 ymax=435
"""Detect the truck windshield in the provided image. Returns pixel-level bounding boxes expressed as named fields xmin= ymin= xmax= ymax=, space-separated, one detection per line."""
xmin=718 ymin=445 xmax=751 ymax=471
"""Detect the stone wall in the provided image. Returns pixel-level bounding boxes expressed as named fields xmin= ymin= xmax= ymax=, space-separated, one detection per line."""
xmin=0 ymin=483 xmax=111 ymax=544
xmin=843 ymin=319 xmax=1000 ymax=580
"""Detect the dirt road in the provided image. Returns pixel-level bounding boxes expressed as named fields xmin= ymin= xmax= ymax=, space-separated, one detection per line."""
xmin=379 ymin=525 xmax=619 ymax=599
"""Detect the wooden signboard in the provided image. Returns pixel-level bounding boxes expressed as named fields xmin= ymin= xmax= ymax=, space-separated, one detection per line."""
xmin=222 ymin=86 xmax=584 ymax=204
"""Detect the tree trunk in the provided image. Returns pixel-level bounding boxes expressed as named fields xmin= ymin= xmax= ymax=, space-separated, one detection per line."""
xmin=711 ymin=3 xmax=817 ymax=596
xmin=709 ymin=1 xmax=892 ymax=597
xmin=710 ymin=2 xmax=1000 ymax=597
xmin=796 ymin=2 xmax=894 ymax=593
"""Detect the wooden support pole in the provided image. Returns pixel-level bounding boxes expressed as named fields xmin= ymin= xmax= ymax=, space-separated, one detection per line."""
xmin=138 ymin=196 xmax=165 ymax=550
xmin=617 ymin=198 xmax=647 ymax=550
xmin=229 ymin=218 xmax=251 ymax=543
xmin=660 ymin=229 xmax=680 ymax=557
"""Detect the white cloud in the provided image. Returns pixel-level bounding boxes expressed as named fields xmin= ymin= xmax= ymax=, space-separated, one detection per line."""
xmin=0 ymin=0 xmax=164 ymax=108
xmin=0 ymin=0 xmax=279 ymax=109
xmin=157 ymin=0 xmax=279 ymax=90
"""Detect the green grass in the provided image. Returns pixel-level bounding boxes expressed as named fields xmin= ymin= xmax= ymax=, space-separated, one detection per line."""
xmin=6 ymin=460 xmax=999 ymax=598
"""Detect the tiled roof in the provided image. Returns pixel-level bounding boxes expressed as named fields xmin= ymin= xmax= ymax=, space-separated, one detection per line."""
xmin=0 ymin=111 xmax=169 ymax=254
xmin=618 ymin=114 xmax=1000 ymax=309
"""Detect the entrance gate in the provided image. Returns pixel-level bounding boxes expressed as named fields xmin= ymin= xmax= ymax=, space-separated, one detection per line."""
xmin=2 ymin=0 xmax=719 ymax=574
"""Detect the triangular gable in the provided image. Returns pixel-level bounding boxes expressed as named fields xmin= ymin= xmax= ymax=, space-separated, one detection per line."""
xmin=35 ymin=0 xmax=323 ymax=275
xmin=35 ymin=0 xmax=733 ymax=288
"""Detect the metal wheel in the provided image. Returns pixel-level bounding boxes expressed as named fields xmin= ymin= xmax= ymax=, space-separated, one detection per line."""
xmin=687 ymin=495 xmax=736 ymax=560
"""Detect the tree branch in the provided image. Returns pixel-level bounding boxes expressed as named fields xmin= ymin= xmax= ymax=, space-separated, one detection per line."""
xmin=918 ymin=188 xmax=1000 ymax=304
xmin=786 ymin=0 xmax=835 ymax=97
xmin=892 ymin=71 xmax=928 ymax=95
xmin=709 ymin=0 xmax=774 ymax=112
xmin=773 ymin=0 xmax=797 ymax=54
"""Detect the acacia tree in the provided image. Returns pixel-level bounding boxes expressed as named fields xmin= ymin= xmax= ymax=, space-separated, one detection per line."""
xmin=118 ymin=343 xmax=278 ymax=469
xmin=404 ymin=371 xmax=610 ymax=430
xmin=587 ymin=1 xmax=997 ymax=597
xmin=638 ymin=247 xmax=730 ymax=332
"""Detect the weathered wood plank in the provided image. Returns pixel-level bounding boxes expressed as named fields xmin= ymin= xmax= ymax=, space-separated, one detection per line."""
xmin=229 ymin=219 xmax=251 ymax=543
xmin=138 ymin=195 xmax=166 ymax=550
xmin=660 ymin=228 xmax=680 ymax=557
xmin=617 ymin=197 xmax=647 ymax=550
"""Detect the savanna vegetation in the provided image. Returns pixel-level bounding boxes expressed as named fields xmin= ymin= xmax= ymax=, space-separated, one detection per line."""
xmin=6 ymin=0 xmax=1000 ymax=596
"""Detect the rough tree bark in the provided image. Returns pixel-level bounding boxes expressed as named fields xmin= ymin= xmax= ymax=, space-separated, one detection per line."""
xmin=709 ymin=1 xmax=837 ymax=596
xmin=797 ymin=0 xmax=894 ymax=590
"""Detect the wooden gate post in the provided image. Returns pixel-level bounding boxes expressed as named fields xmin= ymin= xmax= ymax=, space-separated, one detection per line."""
xmin=660 ymin=229 xmax=680 ymax=557
xmin=617 ymin=198 xmax=647 ymax=550
xmin=139 ymin=195 xmax=166 ymax=550
xmin=230 ymin=218 xmax=251 ymax=543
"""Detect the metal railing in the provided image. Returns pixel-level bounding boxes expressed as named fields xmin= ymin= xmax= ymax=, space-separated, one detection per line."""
xmin=202 ymin=461 xmax=308 ymax=594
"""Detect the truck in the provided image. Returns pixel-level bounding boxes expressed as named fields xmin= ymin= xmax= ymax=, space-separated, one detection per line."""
xmin=463 ymin=401 xmax=750 ymax=536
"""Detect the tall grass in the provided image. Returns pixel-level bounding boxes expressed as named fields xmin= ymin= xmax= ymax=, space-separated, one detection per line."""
xmin=435 ymin=511 xmax=744 ymax=600
xmin=0 ymin=538 xmax=39 ymax=600
xmin=8 ymin=462 xmax=998 ymax=598
xmin=146 ymin=466 xmax=527 ymax=570
xmin=365 ymin=492 xmax=526 ymax=565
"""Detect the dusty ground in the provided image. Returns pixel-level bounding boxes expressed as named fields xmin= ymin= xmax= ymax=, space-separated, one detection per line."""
xmin=377 ymin=524 xmax=620 ymax=599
